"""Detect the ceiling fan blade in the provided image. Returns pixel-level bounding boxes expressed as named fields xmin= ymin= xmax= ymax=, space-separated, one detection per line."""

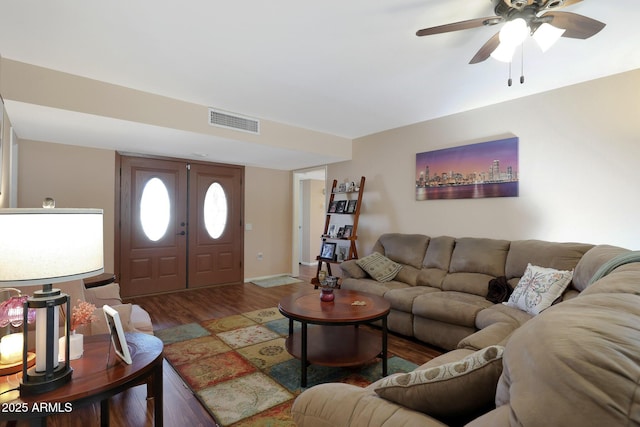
xmin=469 ymin=32 xmax=501 ymax=64
xmin=543 ymin=11 xmax=606 ymax=39
xmin=416 ymin=16 xmax=501 ymax=37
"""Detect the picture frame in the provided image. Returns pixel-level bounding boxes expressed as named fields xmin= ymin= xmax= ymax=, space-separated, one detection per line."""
xmin=337 ymin=227 xmax=345 ymax=238
xmin=346 ymin=200 xmax=357 ymax=213
xmin=328 ymin=201 xmax=338 ymax=213
xmin=336 ymin=246 xmax=348 ymax=262
xmin=415 ymin=137 xmax=519 ymax=201
xmin=336 ymin=200 xmax=347 ymax=213
xmin=320 ymin=242 xmax=337 ymax=260
xmin=343 ymin=225 xmax=353 ymax=238
xmin=103 ymin=305 xmax=133 ymax=365
xmin=327 ymin=224 xmax=337 ymax=237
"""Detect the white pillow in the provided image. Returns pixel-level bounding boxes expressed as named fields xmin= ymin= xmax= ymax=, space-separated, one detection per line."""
xmin=505 ymin=263 xmax=573 ymax=315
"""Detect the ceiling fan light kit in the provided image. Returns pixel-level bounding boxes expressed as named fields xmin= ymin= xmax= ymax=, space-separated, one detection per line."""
xmin=533 ymin=23 xmax=566 ymax=52
xmin=416 ymin=0 xmax=605 ymax=84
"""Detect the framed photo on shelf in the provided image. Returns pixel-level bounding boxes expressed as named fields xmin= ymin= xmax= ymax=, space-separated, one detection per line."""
xmin=327 ymin=224 xmax=337 ymax=237
xmin=320 ymin=242 xmax=337 ymax=260
xmin=343 ymin=225 xmax=353 ymax=238
xmin=336 ymin=246 xmax=348 ymax=262
xmin=346 ymin=200 xmax=357 ymax=213
xmin=328 ymin=201 xmax=338 ymax=213
xmin=336 ymin=200 xmax=347 ymax=213
xmin=337 ymin=227 xmax=345 ymax=238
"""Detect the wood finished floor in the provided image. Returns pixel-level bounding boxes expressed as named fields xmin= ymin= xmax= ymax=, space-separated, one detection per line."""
xmin=2 ymin=266 xmax=442 ymax=427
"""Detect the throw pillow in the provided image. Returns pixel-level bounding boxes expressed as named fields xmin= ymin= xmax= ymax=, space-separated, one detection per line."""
xmin=374 ymin=345 xmax=504 ymax=418
xmin=356 ymin=252 xmax=402 ymax=282
xmin=486 ymin=276 xmax=512 ymax=303
xmin=505 ymin=263 xmax=573 ymax=315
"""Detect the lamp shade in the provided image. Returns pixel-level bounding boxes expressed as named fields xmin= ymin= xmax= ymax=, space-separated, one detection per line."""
xmin=0 ymin=208 xmax=104 ymax=286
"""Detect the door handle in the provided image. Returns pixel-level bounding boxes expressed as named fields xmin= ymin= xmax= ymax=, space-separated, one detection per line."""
xmin=177 ymin=231 xmax=186 ymax=236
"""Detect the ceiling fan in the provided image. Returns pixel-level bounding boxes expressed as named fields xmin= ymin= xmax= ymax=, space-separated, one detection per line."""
xmin=416 ymin=0 xmax=606 ymax=64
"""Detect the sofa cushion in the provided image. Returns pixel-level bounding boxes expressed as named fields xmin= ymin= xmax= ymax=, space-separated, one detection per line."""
xmin=422 ymin=236 xmax=455 ymax=270
xmin=496 ymin=294 xmax=640 ymax=426
xmin=416 ymin=268 xmax=447 ymax=289
xmin=504 ymin=240 xmax=592 ymax=280
xmin=572 ymin=245 xmax=630 ymax=291
xmin=341 ymin=277 xmax=409 ymax=297
xmin=356 ymin=252 xmax=403 ymax=282
xmin=375 ymin=233 xmax=430 ymax=269
xmin=339 ymin=259 xmax=368 ymax=279
xmin=475 ymin=304 xmax=533 ymax=330
xmin=384 ymin=286 xmax=440 ymax=312
xmin=505 ymin=264 xmax=573 ymax=315
xmin=449 ymin=238 xmax=510 ymax=278
xmin=442 ymin=272 xmax=496 ymax=296
xmin=374 ymin=345 xmax=504 ymax=418
xmin=413 ymin=292 xmax=494 ymax=328
xmin=394 ymin=264 xmax=421 ymax=286
xmin=457 ymin=322 xmax=516 ymax=351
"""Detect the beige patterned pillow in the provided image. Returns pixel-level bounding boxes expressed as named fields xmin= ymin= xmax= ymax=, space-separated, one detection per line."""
xmin=356 ymin=252 xmax=402 ymax=282
xmin=505 ymin=263 xmax=573 ymax=315
xmin=374 ymin=345 xmax=504 ymax=417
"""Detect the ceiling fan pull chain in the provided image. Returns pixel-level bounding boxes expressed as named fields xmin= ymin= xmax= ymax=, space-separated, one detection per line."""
xmin=520 ymin=43 xmax=525 ymax=84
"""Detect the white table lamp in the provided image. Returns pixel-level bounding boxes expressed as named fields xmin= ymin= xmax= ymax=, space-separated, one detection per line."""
xmin=0 ymin=208 xmax=104 ymax=395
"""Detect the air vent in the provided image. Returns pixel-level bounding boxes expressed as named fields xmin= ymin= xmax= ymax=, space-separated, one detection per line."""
xmin=208 ymin=108 xmax=260 ymax=134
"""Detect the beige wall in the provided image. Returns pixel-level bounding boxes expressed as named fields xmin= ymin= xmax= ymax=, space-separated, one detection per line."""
xmin=15 ymin=141 xmax=293 ymax=281
xmin=9 ymin=68 xmax=640 ymax=285
xmin=329 ymin=69 xmax=640 ymax=254
xmin=244 ymin=167 xmax=292 ymax=278
xmin=0 ymin=59 xmax=352 ymax=160
xmin=17 ymin=140 xmax=116 ymax=272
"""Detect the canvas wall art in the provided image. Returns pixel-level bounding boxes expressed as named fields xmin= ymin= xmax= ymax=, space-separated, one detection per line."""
xmin=415 ymin=137 xmax=519 ymax=201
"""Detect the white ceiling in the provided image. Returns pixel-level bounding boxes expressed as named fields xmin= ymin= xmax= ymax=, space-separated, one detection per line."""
xmin=1 ymin=0 xmax=639 ymax=169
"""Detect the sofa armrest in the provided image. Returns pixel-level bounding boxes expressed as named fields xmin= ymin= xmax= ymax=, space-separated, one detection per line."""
xmin=292 ymin=383 xmax=447 ymax=427
xmin=465 ymin=405 xmax=510 ymax=427
xmin=84 ymin=283 xmax=123 ymax=307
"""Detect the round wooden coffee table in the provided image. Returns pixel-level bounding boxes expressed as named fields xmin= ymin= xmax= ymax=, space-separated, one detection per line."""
xmin=278 ymin=289 xmax=390 ymax=387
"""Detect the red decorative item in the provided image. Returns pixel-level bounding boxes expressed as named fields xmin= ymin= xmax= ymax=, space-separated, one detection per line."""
xmin=320 ymin=288 xmax=335 ymax=302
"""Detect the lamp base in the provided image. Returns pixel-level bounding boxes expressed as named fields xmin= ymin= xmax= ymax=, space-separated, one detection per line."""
xmin=0 ymin=352 xmax=35 ymax=376
xmin=19 ymin=362 xmax=73 ymax=396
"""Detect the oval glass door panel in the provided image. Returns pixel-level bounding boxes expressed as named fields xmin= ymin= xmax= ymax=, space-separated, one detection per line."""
xmin=204 ymin=182 xmax=228 ymax=239
xmin=140 ymin=177 xmax=171 ymax=242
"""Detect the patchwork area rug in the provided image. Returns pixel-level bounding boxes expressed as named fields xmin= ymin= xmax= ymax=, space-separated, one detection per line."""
xmin=250 ymin=276 xmax=304 ymax=288
xmin=156 ymin=307 xmax=418 ymax=426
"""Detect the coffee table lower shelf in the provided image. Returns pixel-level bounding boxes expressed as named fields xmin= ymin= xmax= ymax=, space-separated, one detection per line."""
xmin=285 ymin=325 xmax=382 ymax=367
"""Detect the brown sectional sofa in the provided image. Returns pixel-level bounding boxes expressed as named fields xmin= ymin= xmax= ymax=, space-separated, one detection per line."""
xmin=337 ymin=233 xmax=593 ymax=351
xmin=292 ymin=233 xmax=640 ymax=426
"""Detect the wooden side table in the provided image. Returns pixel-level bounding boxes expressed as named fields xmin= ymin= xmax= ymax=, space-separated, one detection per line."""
xmin=0 ymin=333 xmax=163 ymax=426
